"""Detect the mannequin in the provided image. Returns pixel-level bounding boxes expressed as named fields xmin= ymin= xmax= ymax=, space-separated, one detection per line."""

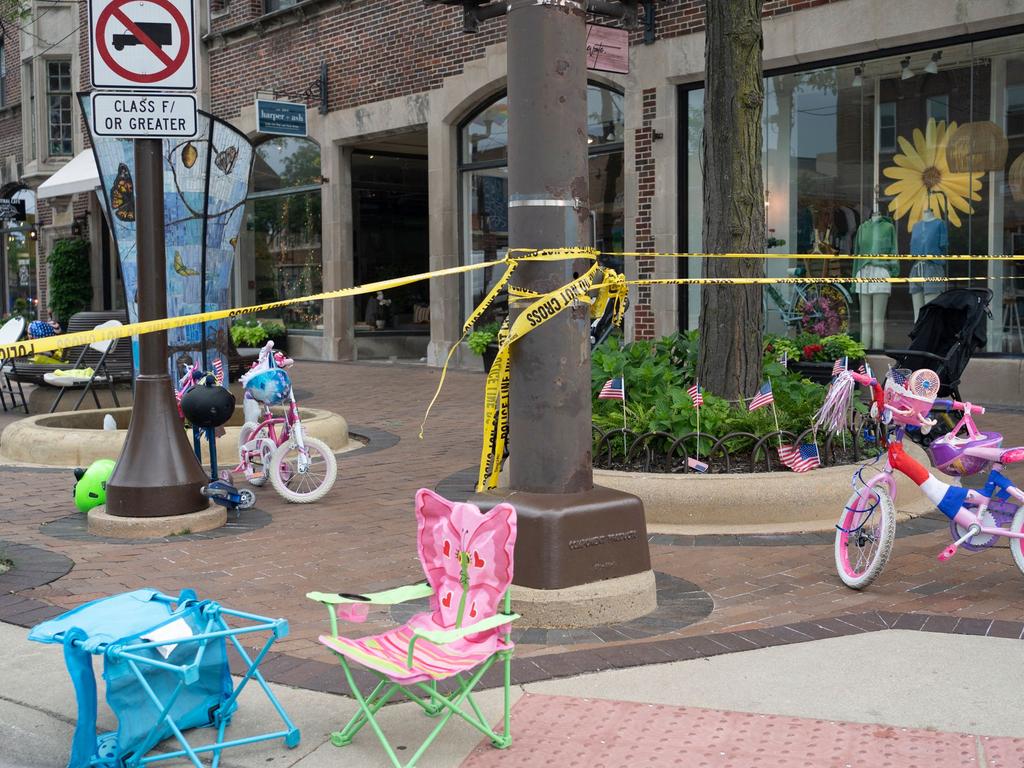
xmin=852 ymin=200 xmax=897 ymax=350
xmin=909 ymin=204 xmax=948 ymax=319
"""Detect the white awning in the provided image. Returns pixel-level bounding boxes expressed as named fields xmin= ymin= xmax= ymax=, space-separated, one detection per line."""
xmin=36 ymin=150 xmax=100 ymax=199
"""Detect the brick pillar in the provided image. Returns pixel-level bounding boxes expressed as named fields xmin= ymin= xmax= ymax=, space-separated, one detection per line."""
xmin=633 ymin=88 xmax=657 ymax=340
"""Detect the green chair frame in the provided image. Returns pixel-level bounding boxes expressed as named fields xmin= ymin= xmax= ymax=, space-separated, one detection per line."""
xmin=307 ymin=583 xmax=519 ymax=768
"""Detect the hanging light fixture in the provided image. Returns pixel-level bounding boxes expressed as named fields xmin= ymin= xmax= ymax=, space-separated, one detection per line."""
xmin=900 ymin=57 xmax=914 ymax=80
xmin=1008 ymin=152 xmax=1024 ymax=202
xmin=852 ymin=66 xmax=863 ymax=88
xmin=924 ymin=51 xmax=942 ymax=75
xmin=946 ymin=121 xmax=1008 ymax=173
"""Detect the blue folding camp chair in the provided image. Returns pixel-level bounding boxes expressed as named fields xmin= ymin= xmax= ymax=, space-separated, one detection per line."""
xmin=28 ymin=588 xmax=300 ymax=768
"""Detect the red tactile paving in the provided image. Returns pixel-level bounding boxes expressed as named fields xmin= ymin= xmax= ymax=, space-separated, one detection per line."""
xmin=459 ymin=693 xmax=1015 ymax=767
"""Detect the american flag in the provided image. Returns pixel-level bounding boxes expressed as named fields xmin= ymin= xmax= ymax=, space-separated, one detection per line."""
xmin=599 ymin=377 xmax=625 ymax=401
xmin=858 ymin=361 xmax=871 ymax=377
xmin=778 ymin=443 xmax=821 ymax=473
xmin=687 ymin=383 xmax=704 ymax=408
xmin=748 ymin=381 xmax=774 ymax=411
xmin=889 ymin=368 xmax=910 ymax=388
xmin=831 ymin=357 xmax=848 ymax=377
xmin=778 ymin=350 xmax=788 ymax=368
xmin=687 ymin=456 xmax=709 ymax=473
xmin=212 ymin=358 xmax=225 ymax=386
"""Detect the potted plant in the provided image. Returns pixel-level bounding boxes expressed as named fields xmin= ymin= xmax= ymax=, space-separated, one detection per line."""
xmin=467 ymin=321 xmax=502 ymax=371
xmin=260 ymin=319 xmax=287 ymax=352
xmin=783 ymin=332 xmax=865 ymax=384
xmin=230 ymin=320 xmax=269 ymax=351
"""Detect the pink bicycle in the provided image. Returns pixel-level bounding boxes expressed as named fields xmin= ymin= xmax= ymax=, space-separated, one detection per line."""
xmin=234 ymin=341 xmax=337 ymax=503
xmin=824 ymin=367 xmax=1024 ymax=588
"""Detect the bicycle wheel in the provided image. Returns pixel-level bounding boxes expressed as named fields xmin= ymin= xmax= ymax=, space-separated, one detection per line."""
xmin=269 ymin=436 xmax=337 ymax=503
xmin=1009 ymin=506 xmax=1024 ymax=576
xmin=795 ymin=284 xmax=851 ymax=335
xmin=834 ymin=485 xmax=895 ymax=589
xmin=238 ymin=422 xmax=273 ymax=487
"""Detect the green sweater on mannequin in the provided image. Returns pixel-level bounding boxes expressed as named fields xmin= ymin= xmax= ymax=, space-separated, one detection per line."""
xmin=852 ymin=216 xmax=899 ymax=277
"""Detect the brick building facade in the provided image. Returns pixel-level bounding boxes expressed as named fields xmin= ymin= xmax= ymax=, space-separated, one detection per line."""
xmin=4 ymin=0 xmax=1024 ymax=407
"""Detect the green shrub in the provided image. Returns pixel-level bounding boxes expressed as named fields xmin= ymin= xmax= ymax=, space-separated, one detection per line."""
xmin=231 ymin=320 xmax=269 ymax=347
xmin=48 ymin=239 xmax=92 ymax=327
xmin=467 ymin=321 xmax=501 ymax=356
xmin=593 ymin=332 xmax=836 ymax=458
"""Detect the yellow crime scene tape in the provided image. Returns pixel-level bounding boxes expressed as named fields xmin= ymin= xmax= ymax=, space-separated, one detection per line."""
xmin=2 ymin=245 xmax=1018 ymax=490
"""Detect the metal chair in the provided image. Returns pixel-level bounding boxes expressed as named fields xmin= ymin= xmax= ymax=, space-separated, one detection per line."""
xmin=0 ymin=316 xmax=28 ymax=412
xmin=307 ymin=489 xmax=519 ymax=768
xmin=45 ymin=319 xmax=124 ymax=412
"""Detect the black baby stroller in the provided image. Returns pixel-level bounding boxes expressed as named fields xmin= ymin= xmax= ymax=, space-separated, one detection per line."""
xmin=884 ymin=287 xmax=993 ymax=443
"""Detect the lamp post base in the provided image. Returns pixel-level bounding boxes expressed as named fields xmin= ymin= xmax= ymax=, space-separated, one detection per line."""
xmin=104 ymin=375 xmax=209 ymax=518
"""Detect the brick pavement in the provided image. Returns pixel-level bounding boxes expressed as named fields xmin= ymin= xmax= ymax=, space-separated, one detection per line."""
xmin=2 ymin=361 xmax=1024 ymax=691
xmin=459 ymin=693 xmax=1024 ymax=768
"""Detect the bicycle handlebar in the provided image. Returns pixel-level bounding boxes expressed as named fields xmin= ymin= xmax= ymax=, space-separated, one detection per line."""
xmin=933 ymin=398 xmax=985 ymax=416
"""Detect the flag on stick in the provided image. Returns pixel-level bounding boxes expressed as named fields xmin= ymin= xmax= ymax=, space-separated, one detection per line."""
xmin=212 ymin=357 xmax=225 ymax=386
xmin=778 ymin=443 xmax=821 ymax=473
xmin=748 ymin=381 xmax=774 ymax=412
xmin=831 ymin=357 xmax=848 ymax=377
xmin=778 ymin=350 xmax=788 ymax=369
xmin=599 ymin=377 xmax=625 ymax=401
xmin=687 ymin=383 xmax=704 ymax=408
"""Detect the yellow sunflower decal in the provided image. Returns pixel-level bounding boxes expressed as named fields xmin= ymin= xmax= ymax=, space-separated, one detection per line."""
xmin=882 ymin=118 xmax=983 ymax=232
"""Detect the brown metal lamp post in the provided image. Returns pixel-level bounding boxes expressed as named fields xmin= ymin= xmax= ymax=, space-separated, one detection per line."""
xmin=500 ymin=0 xmax=652 ymax=596
xmin=103 ymin=138 xmax=209 ymax=518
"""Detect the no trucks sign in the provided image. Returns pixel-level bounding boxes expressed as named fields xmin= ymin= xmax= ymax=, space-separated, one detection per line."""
xmin=88 ymin=0 xmax=197 ymax=138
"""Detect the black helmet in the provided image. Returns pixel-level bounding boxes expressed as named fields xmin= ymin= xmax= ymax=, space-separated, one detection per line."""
xmin=181 ymin=379 xmax=236 ymax=428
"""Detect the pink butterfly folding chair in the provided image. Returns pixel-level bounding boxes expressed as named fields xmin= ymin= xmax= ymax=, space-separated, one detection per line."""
xmin=306 ymin=489 xmax=518 ymax=768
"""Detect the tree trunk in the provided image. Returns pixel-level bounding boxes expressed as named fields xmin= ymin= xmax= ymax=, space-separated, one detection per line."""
xmin=698 ymin=0 xmax=766 ymax=401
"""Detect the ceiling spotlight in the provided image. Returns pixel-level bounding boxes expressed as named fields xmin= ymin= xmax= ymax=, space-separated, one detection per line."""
xmin=852 ymin=66 xmax=863 ymax=88
xmin=900 ymin=57 xmax=914 ymax=80
xmin=924 ymin=51 xmax=941 ymax=75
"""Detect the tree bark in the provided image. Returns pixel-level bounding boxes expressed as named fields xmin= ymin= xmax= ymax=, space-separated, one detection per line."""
xmin=698 ymin=0 xmax=766 ymax=401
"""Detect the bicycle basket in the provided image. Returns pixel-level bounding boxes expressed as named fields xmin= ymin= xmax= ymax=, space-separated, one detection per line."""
xmin=883 ymin=368 xmax=938 ymax=426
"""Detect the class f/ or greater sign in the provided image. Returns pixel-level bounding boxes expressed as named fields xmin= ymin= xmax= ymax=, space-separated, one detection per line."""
xmin=89 ymin=0 xmax=195 ymax=90
xmin=91 ymin=92 xmax=197 ymax=137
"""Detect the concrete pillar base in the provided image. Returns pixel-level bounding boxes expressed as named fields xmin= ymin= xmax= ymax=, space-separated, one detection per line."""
xmin=87 ymin=502 xmax=226 ymax=539
xmin=511 ymin=569 xmax=658 ymax=628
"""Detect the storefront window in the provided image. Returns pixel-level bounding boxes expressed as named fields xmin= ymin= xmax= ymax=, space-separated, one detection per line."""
xmin=0 ymin=189 xmax=37 ymax=319
xmin=684 ymin=34 xmax=1024 ymax=354
xmin=459 ymin=84 xmax=626 ymax=321
xmin=244 ymin=137 xmax=322 ymax=330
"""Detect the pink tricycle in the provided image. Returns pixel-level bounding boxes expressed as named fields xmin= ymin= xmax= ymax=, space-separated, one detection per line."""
xmin=823 ymin=367 xmax=1024 ymax=588
xmin=233 ymin=341 xmax=337 ymax=503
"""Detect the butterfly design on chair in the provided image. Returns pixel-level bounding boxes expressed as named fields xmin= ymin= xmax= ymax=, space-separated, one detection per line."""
xmin=110 ymin=163 xmax=135 ymax=222
xmin=214 ymin=146 xmax=239 ymax=174
xmin=307 ymin=489 xmax=519 ymax=767
xmin=173 ymin=251 xmax=200 ymax=277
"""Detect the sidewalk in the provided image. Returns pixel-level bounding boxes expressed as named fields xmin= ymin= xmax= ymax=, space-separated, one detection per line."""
xmin=4 ymin=620 xmax=1023 ymax=767
xmin=3 ymin=360 xmax=1024 ymax=765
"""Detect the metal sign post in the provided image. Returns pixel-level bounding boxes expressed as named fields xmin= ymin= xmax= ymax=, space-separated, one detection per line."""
xmin=98 ymin=0 xmax=207 ymax=518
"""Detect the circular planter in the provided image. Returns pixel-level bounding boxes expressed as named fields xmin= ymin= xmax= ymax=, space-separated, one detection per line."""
xmin=0 ymin=405 xmax=351 ymax=468
xmin=594 ymin=440 xmax=933 ymax=531
xmin=790 ymin=358 xmax=865 ymax=385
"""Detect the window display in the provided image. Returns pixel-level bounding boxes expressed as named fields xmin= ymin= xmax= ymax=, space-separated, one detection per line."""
xmin=459 ymin=84 xmax=625 ymax=320
xmin=684 ymin=33 xmax=1024 ymax=354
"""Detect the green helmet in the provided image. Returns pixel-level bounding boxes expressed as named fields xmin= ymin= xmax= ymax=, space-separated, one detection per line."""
xmin=73 ymin=459 xmax=116 ymax=513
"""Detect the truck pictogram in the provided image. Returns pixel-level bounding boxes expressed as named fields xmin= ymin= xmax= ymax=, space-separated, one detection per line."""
xmin=112 ymin=21 xmax=172 ymax=51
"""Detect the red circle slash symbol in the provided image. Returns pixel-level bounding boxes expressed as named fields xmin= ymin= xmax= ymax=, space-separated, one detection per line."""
xmin=95 ymin=0 xmax=190 ymax=84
